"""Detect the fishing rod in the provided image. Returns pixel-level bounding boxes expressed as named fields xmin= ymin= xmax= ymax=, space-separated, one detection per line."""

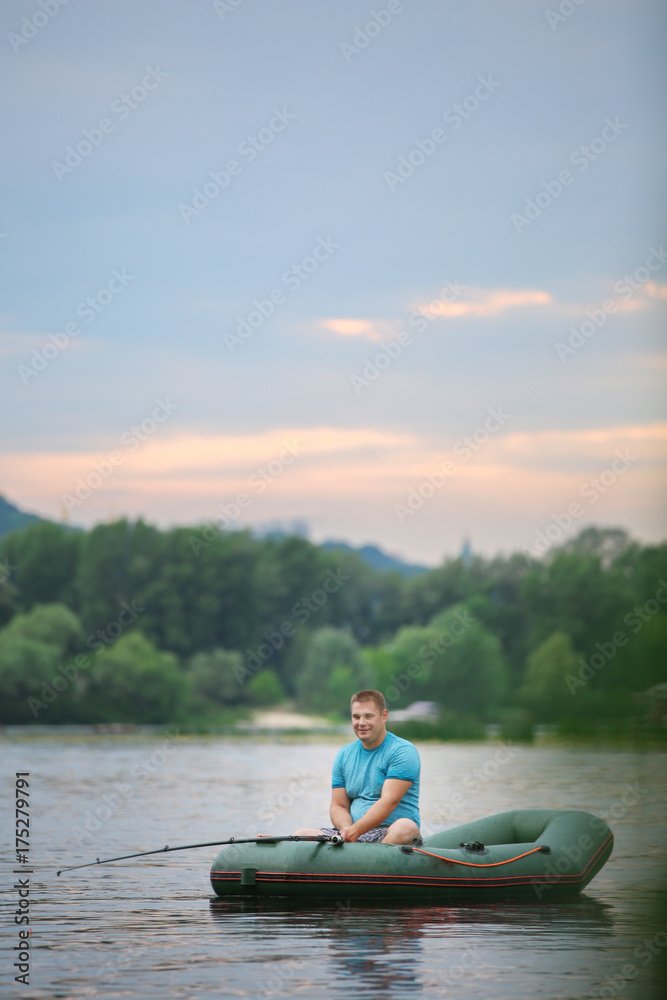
xmin=57 ymin=833 xmax=341 ymax=876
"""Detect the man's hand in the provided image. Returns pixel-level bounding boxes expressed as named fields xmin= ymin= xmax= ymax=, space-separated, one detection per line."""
xmin=339 ymin=824 xmax=360 ymax=843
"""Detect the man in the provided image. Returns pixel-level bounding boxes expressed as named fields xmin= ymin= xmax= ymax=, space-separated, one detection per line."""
xmin=294 ymin=689 xmax=421 ymax=844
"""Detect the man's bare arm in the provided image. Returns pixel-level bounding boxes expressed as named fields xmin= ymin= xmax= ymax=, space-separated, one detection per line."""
xmin=340 ymin=779 xmax=412 ymax=842
xmin=330 ymin=786 xmax=352 ymax=830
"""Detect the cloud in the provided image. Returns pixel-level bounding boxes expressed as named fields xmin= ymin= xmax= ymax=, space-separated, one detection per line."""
xmin=415 ymin=282 xmax=665 ymax=322
xmin=0 ymin=426 xmax=417 ymax=514
xmin=496 ymin=423 xmax=666 ymax=468
xmin=313 ymin=289 xmax=554 ymax=342
xmin=2 ymin=411 xmax=664 ymax=568
xmin=416 ymin=287 xmax=553 ymax=319
xmin=4 ymin=416 xmax=663 ymax=538
xmin=319 ymin=318 xmax=385 ymax=341
xmin=0 ymin=324 xmax=91 ymax=360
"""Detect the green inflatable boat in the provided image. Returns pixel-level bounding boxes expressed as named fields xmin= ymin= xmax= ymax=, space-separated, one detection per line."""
xmin=210 ymin=809 xmax=613 ymax=902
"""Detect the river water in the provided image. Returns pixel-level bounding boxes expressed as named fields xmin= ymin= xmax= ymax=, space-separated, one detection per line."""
xmin=2 ymin=731 xmax=666 ymax=999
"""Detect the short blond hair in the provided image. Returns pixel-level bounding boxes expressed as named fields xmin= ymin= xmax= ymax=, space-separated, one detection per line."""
xmin=350 ymin=690 xmax=386 ymax=713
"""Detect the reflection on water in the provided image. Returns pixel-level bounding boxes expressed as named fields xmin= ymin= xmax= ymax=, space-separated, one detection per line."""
xmin=1 ymin=734 xmax=665 ymax=999
xmin=210 ymin=894 xmax=617 ymax=997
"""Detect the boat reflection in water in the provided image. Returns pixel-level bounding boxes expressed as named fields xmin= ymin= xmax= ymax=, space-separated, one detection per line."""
xmin=209 ymin=895 xmax=615 ymax=996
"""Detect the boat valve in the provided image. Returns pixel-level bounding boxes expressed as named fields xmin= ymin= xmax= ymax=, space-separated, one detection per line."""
xmin=539 ymin=845 xmax=551 ymax=853
xmin=460 ymin=841 xmax=488 ymax=854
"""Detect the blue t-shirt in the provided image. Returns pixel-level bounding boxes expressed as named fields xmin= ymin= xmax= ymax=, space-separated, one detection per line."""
xmin=332 ymin=731 xmax=420 ymax=826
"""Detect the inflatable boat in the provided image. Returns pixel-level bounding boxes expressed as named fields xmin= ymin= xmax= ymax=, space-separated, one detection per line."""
xmin=210 ymin=809 xmax=613 ymax=902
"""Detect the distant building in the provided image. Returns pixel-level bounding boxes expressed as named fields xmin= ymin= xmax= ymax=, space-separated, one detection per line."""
xmin=460 ymin=537 xmax=473 ymax=566
xmin=389 ymin=701 xmax=440 ymax=723
xmin=256 ymin=519 xmax=309 ymax=539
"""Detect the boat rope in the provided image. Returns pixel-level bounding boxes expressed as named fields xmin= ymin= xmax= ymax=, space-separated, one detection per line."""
xmin=411 ymin=845 xmax=550 ymax=868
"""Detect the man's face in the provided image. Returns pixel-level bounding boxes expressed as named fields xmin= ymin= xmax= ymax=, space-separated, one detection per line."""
xmin=351 ymin=700 xmax=388 ymax=749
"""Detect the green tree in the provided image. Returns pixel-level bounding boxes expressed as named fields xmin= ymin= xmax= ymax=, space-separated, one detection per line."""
xmin=520 ymin=631 xmax=581 ymax=722
xmin=247 ymin=669 xmax=286 ymax=706
xmin=146 ymin=527 xmax=262 ymax=657
xmin=558 ymin=525 xmax=634 ymax=566
xmin=76 ymin=519 xmax=161 ymax=636
xmin=8 ymin=602 xmax=83 ymax=652
xmin=0 ymin=604 xmax=83 ymax=723
xmin=85 ymin=632 xmax=188 ymax=723
xmin=186 ymin=648 xmax=246 ymax=704
xmin=376 ymin=624 xmax=440 ymax=710
xmin=596 ymin=614 xmax=667 ymax=701
xmin=1 ymin=521 xmax=82 ymax=611
xmin=402 ymin=557 xmax=476 ymax=625
xmin=296 ymin=627 xmax=373 ymax=714
xmin=378 ymin=604 xmax=509 ymax=719
xmin=520 ymin=549 xmax=634 ymax=657
xmin=0 ymin=634 xmax=61 ymax=723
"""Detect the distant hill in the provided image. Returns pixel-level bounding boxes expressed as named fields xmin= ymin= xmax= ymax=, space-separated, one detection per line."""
xmin=0 ymin=497 xmax=429 ymax=576
xmin=321 ymin=540 xmax=428 ymax=577
xmin=254 ymin=520 xmax=429 ymax=575
xmin=0 ymin=495 xmax=44 ymax=539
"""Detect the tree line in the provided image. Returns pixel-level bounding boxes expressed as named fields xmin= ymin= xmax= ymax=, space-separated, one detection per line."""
xmin=0 ymin=519 xmax=665 ymax=736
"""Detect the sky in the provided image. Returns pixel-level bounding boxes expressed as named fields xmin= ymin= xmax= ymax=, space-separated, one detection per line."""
xmin=1 ymin=0 xmax=665 ymax=566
